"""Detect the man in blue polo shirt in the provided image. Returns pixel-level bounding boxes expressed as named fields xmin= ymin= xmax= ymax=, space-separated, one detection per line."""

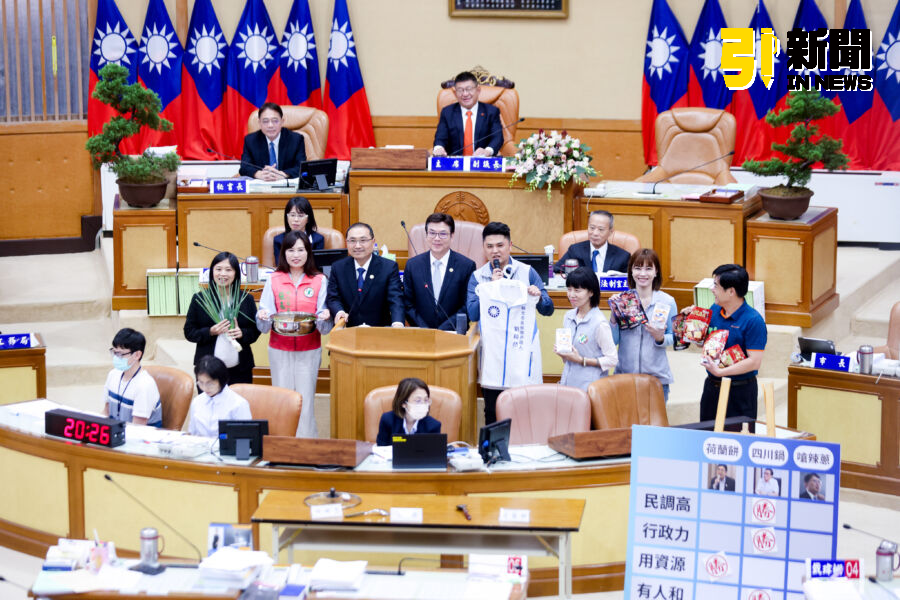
xmin=699 ymin=264 xmax=767 ymax=421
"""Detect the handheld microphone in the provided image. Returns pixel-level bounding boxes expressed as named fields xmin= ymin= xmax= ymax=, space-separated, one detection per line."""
xmin=491 ymin=259 xmax=501 ymax=272
xmin=400 ymin=220 xmax=418 ymax=255
xmin=642 ymin=151 xmax=736 ymax=194
xmin=104 ymin=474 xmax=204 ymax=563
xmin=448 ymin=117 xmax=525 ymax=156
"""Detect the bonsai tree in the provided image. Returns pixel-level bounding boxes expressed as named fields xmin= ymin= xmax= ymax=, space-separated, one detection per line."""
xmin=85 ymin=63 xmax=180 ymax=183
xmin=742 ymin=89 xmax=848 ymax=192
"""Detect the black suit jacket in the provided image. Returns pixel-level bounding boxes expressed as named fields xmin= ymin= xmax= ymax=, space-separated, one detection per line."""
xmin=376 ymin=412 xmax=442 ymax=446
xmin=433 ymin=102 xmax=503 ymax=155
xmin=403 ymin=250 xmax=476 ymax=331
xmin=708 ymin=476 xmax=736 ymax=491
xmin=553 ymin=241 xmax=631 ymax=274
xmin=238 ymin=129 xmax=306 ymax=178
xmin=325 ymin=254 xmax=405 ymax=327
xmin=798 ymin=489 xmax=824 ymax=500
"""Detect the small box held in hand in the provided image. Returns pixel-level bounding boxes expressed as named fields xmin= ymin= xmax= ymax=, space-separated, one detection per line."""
xmin=556 ymin=328 xmax=573 ymax=353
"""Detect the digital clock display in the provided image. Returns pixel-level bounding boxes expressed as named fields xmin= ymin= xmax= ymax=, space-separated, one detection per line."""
xmin=45 ymin=408 xmax=126 ymax=447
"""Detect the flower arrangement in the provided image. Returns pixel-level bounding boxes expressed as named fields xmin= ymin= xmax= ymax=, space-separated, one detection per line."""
xmin=508 ymin=130 xmax=598 ymax=200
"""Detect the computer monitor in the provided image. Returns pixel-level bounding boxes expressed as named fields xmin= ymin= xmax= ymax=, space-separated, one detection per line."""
xmin=515 ymin=254 xmax=550 ymax=285
xmin=312 ymin=248 xmax=348 ymax=277
xmin=299 ymin=158 xmax=338 ymax=191
xmin=478 ymin=418 xmax=511 ymax=464
xmin=218 ymin=420 xmax=269 ymax=459
xmin=392 ymin=432 xmax=448 ymax=470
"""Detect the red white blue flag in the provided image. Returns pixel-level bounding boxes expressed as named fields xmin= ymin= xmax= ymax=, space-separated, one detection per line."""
xmin=181 ymin=0 xmax=228 ymax=160
xmin=641 ymin=0 xmax=689 ymax=166
xmin=324 ymin=0 xmax=375 ymax=159
xmin=871 ymin=0 xmax=900 ymax=170
xmin=269 ymin=0 xmax=322 ymax=109
xmin=687 ymin=0 xmax=732 ymax=110
xmin=136 ymin=0 xmax=183 ymax=151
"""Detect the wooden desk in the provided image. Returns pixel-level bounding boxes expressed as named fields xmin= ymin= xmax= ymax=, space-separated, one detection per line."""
xmin=254 ymin=490 xmax=584 ymax=599
xmin=112 ymin=199 xmax=176 ymax=310
xmin=0 ymin=334 xmax=46 ymax=404
xmin=788 ymin=365 xmax=900 ymax=495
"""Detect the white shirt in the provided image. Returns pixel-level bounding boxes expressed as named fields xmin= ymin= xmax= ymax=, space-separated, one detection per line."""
xmin=354 ymin=256 xmax=373 ymax=283
xmin=476 ymin=278 xmax=541 ymax=389
xmin=756 ymin=477 xmax=780 ymax=496
xmin=459 ymin=103 xmax=479 ymax=152
xmin=188 ymin=385 xmax=252 ymax=438
xmin=266 ymin=132 xmax=281 ymax=165
xmin=591 ymin=242 xmax=608 ymax=273
xmin=104 ymin=368 xmax=162 ymax=426
xmin=430 ymin=251 xmax=449 ymax=297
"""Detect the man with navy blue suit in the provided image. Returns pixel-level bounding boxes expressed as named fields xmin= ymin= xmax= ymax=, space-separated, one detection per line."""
xmin=326 ymin=222 xmax=405 ymax=328
xmin=403 ymin=213 xmax=477 ymax=331
xmin=432 ymin=72 xmax=503 ymax=157
xmin=239 ymin=102 xmax=306 ymax=180
xmin=553 ymin=210 xmax=631 ymax=275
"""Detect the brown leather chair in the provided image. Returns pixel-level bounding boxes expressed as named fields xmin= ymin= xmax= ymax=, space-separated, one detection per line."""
xmin=495 ymin=384 xmax=591 ymax=445
xmin=636 ymin=107 xmax=737 ymax=185
xmin=558 ymin=229 xmax=641 ymax=258
xmin=874 ymin=300 xmax=900 ymax=360
xmin=246 ymin=105 xmax=329 ymax=161
xmin=230 ymin=384 xmax=301 ymax=437
xmin=436 ymin=86 xmax=520 ymax=156
xmin=407 ymin=220 xmax=486 ymax=267
xmin=262 ymin=226 xmax=345 ymax=266
xmin=363 ymin=385 xmax=462 ymax=443
xmin=587 ymin=374 xmax=668 ymax=430
xmin=145 ymin=366 xmax=193 ymax=431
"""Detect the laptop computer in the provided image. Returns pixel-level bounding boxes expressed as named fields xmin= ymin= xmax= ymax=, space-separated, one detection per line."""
xmin=392 ymin=433 xmax=448 ymax=471
xmin=798 ymin=337 xmax=837 ymax=361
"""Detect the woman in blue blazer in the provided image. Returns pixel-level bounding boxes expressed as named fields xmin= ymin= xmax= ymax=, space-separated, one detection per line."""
xmin=376 ymin=377 xmax=442 ymax=446
xmin=272 ymin=196 xmax=325 ymax=266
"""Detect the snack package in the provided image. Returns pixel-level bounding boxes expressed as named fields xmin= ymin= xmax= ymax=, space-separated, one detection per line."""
xmin=672 ymin=313 xmax=690 ymax=351
xmin=648 ymin=302 xmax=671 ymax=330
xmin=555 ymin=328 xmax=573 ymax=353
xmin=702 ymin=329 xmax=729 ymax=361
xmin=719 ymin=344 xmax=747 ymax=367
xmin=681 ymin=306 xmax=712 ymax=344
xmin=608 ymin=290 xmax=648 ymax=330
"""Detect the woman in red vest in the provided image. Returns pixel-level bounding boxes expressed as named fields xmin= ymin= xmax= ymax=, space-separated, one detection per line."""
xmin=256 ymin=230 xmax=332 ymax=437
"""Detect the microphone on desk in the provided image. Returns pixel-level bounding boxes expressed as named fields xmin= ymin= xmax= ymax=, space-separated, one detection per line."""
xmin=422 ymin=281 xmax=465 ymax=334
xmin=640 ymin=151 xmax=736 ymax=194
xmin=447 ymin=117 xmax=525 ymax=156
xmin=205 ymin=147 xmax=291 ymax=187
xmin=103 ymin=473 xmax=204 ymax=566
xmin=0 ymin=575 xmax=27 ymax=591
xmin=400 ymin=220 xmax=418 ymax=256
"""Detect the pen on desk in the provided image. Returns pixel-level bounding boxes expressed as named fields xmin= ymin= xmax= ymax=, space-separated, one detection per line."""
xmin=868 ymin=576 xmax=894 ymax=597
xmin=456 ymin=503 xmax=471 ymax=520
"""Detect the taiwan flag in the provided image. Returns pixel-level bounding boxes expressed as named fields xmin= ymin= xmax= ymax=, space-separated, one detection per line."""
xmin=324 ymin=0 xmax=375 ymax=160
xmin=268 ymin=0 xmax=322 ymax=109
xmin=224 ymin=0 xmax=280 ymax=157
xmin=870 ymin=0 xmax=900 ymax=170
xmin=641 ymin=0 xmax=689 ymax=166
xmin=835 ymin=0 xmax=875 ymax=169
xmin=136 ymin=0 xmax=183 ymax=151
xmin=687 ymin=0 xmax=732 ymax=110
xmin=181 ymin=0 xmax=228 ymax=160
xmin=88 ymin=0 xmax=138 ymax=149
xmin=732 ymin=0 xmax=788 ymax=164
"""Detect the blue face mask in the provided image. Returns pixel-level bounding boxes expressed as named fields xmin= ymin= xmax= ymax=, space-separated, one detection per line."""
xmin=112 ymin=355 xmax=130 ymax=371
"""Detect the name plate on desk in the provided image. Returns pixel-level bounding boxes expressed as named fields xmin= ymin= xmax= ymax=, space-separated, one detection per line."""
xmin=428 ymin=156 xmax=505 ymax=172
xmin=498 ymin=508 xmax=531 ymax=523
xmin=598 ymin=277 xmax=629 ymax=291
xmin=310 ymin=503 xmax=344 ymax=520
xmin=209 ymin=179 xmax=248 ymax=194
xmin=811 ymin=352 xmax=850 ymax=372
xmin=390 ymin=507 xmax=423 ymax=523
xmin=0 ymin=333 xmax=33 ymax=349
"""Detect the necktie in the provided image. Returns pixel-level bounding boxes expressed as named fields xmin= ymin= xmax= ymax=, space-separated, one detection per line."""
xmin=463 ymin=110 xmax=473 ymax=156
xmin=591 ymin=249 xmax=600 ymax=272
xmin=268 ymin=141 xmax=276 ymax=167
xmin=432 ymin=260 xmax=443 ymax=300
xmin=356 ymin=267 xmax=365 ymax=293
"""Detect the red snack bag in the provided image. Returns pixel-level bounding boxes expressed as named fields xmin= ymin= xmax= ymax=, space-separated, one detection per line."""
xmin=718 ymin=344 xmax=747 ymax=367
xmin=681 ymin=306 xmax=712 ymax=344
xmin=702 ymin=329 xmax=729 ymax=361
xmin=672 ymin=313 xmax=690 ymax=350
xmin=608 ymin=291 xmax=648 ymax=330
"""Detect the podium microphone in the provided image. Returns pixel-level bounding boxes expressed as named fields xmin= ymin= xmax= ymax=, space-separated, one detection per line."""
xmin=511 ymin=243 xmax=531 ymax=254
xmin=449 ymin=117 xmax=525 ymax=156
xmin=104 ymin=474 xmax=204 ymax=565
xmin=639 ymin=151 xmax=736 ymax=195
xmin=205 ymin=147 xmax=267 ymax=175
xmin=193 ymin=241 xmax=246 ymax=262
xmin=400 ymin=220 xmax=418 ymax=255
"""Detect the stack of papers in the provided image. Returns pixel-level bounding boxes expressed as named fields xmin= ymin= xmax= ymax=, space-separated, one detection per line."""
xmin=309 ymin=558 xmax=366 ymax=591
xmin=198 ymin=547 xmax=273 ymax=588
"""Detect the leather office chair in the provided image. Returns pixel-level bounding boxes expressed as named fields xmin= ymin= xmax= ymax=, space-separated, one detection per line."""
xmin=636 ymin=107 xmax=737 ymax=185
xmin=230 ymin=384 xmax=301 ymax=437
xmin=407 ymin=220 xmax=486 ymax=267
xmin=495 ymin=384 xmax=591 ymax=445
xmin=145 ymin=365 xmax=193 ymax=431
xmin=436 ymin=86 xmax=520 ymax=156
xmin=363 ymin=385 xmax=463 ymax=443
xmin=587 ymin=374 xmax=668 ymax=430
xmin=874 ymin=300 xmax=900 ymax=360
xmin=262 ymin=226 xmax=345 ymax=267
xmin=557 ymin=229 xmax=641 ymax=258
xmin=247 ymin=106 xmax=330 ymax=161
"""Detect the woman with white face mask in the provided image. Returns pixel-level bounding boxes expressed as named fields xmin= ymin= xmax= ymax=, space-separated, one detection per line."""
xmin=375 ymin=378 xmax=442 ymax=446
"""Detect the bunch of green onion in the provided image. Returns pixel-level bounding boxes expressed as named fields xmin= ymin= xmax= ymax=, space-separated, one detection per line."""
xmin=196 ymin=279 xmax=253 ymax=332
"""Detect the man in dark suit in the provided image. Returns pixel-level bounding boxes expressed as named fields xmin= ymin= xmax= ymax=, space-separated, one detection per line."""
xmin=432 ymin=71 xmax=503 ymax=157
xmin=326 ymin=222 xmax=405 ymax=328
xmin=798 ymin=472 xmax=825 ymax=500
xmin=709 ymin=464 xmax=736 ymax=491
xmin=554 ymin=210 xmax=631 ymax=275
xmin=403 ymin=213 xmax=477 ymax=331
xmin=238 ymin=102 xmax=306 ymax=180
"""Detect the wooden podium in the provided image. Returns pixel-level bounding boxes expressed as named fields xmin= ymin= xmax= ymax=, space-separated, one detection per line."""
xmin=326 ymin=326 xmax=479 ymax=443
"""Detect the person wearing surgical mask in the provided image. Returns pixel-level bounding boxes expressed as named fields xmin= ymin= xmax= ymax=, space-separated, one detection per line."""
xmin=375 ymin=378 xmax=442 ymax=446
xmin=103 ymin=328 xmax=162 ymax=427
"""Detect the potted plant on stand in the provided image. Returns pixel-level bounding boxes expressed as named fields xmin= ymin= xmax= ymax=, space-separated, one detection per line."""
xmin=742 ymin=89 xmax=848 ymax=220
xmin=85 ymin=63 xmax=181 ymax=208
